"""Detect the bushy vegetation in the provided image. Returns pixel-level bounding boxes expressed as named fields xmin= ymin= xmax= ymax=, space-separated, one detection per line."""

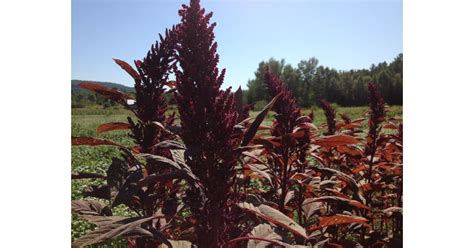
xmin=245 ymin=54 xmax=402 ymax=107
xmin=71 ymin=1 xmax=402 ymax=247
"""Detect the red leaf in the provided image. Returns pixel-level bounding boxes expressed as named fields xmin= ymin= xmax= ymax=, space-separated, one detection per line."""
xmin=113 ymin=58 xmax=140 ymax=81
xmin=351 ymin=165 xmax=367 ymax=174
xmin=336 ymin=145 xmax=362 ymax=156
xmin=257 ymin=125 xmax=272 ymax=131
xmin=381 ymin=149 xmax=393 ymax=161
xmin=166 ymin=80 xmax=176 ymax=88
xmin=327 ymin=243 xmax=344 ymax=248
xmin=343 ymin=123 xmax=362 ymax=129
xmin=351 ymin=118 xmax=366 ymax=123
xmin=305 ymin=196 xmax=370 ymax=210
xmin=361 ymin=183 xmax=373 ymax=192
xmin=314 ymin=135 xmax=360 ymax=147
xmin=348 ymin=200 xmax=371 ymax=210
xmin=96 ymin=122 xmax=130 ymax=134
xmin=383 ymin=124 xmax=399 ymax=129
xmin=79 ymin=82 xmax=133 ymax=106
xmin=131 ymin=146 xmax=141 ymax=154
xmin=291 ymin=130 xmax=307 ymax=139
xmin=241 ymin=93 xmax=282 ymax=146
xmin=308 ymin=215 xmax=369 ymax=231
xmin=72 ymin=137 xmax=124 ymax=148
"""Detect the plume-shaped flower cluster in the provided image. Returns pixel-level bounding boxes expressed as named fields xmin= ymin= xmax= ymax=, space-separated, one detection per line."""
xmin=134 ymin=27 xmax=177 ymax=124
xmin=126 ymin=28 xmax=178 ymax=159
xmin=263 ymin=68 xmax=311 ymax=151
xmin=366 ymin=83 xmax=386 ymax=155
xmin=319 ymin=99 xmax=336 ymax=135
xmin=174 ymin=0 xmax=239 ymax=246
xmin=262 ymin=68 xmax=312 ymax=212
xmin=340 ymin=112 xmax=352 ymax=124
xmin=368 ymin=82 xmax=386 ymax=131
xmin=264 ymin=67 xmax=302 ymax=136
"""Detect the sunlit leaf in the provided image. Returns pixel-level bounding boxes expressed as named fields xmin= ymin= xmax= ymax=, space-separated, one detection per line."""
xmin=305 ymin=196 xmax=370 ymax=210
xmin=247 ymin=224 xmax=283 ymax=248
xmin=72 ymin=215 xmax=169 ymax=248
xmin=113 ymin=58 xmax=141 ymax=81
xmin=79 ymin=82 xmax=133 ymax=106
xmin=308 ymin=215 xmax=369 ymax=232
xmin=237 ymin=202 xmax=308 ymax=239
xmin=242 ymin=93 xmax=282 ymax=146
xmin=96 ymin=122 xmax=130 ymax=134
xmin=314 ymin=135 xmax=360 ymax=147
xmin=72 ymin=137 xmax=125 ymax=148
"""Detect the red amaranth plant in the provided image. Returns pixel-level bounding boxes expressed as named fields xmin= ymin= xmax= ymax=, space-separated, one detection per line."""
xmin=340 ymin=113 xmax=352 ymax=124
xmin=173 ymin=0 xmax=240 ymax=246
xmin=238 ymin=69 xmax=316 ymax=237
xmin=229 ymin=69 xmax=315 ymax=245
xmin=263 ymin=68 xmax=312 ymax=211
xmin=355 ymin=83 xmax=403 ymax=246
xmin=235 ymin=69 xmax=374 ymax=247
xmin=72 ymin=2 xmax=282 ymax=247
xmin=128 ymin=27 xmax=178 ymax=158
xmin=71 ymin=27 xmax=186 ymax=248
xmin=365 ymin=82 xmax=386 ymax=182
xmin=319 ymin=99 xmax=336 ymax=135
xmin=367 ymin=83 xmax=386 ymax=138
xmin=264 ymin=67 xmax=303 ymax=137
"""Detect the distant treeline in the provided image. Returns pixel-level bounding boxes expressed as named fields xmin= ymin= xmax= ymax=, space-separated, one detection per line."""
xmin=244 ymin=53 xmax=402 ymax=107
xmin=72 ymin=54 xmax=402 ymax=109
xmin=72 ymin=91 xmax=123 ymax=108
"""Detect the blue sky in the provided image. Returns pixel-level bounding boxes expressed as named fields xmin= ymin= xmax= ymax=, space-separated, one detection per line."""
xmin=72 ymin=0 xmax=402 ymax=89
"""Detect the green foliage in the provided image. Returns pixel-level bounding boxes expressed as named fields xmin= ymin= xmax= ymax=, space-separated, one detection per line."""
xmin=71 ymin=114 xmax=136 ymax=245
xmin=246 ymin=53 xmax=403 ymax=107
xmin=252 ymin=100 xmax=267 ymax=111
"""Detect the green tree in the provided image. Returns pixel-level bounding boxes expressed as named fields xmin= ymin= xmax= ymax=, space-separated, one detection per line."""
xmin=297 ymin=58 xmax=318 ymax=107
xmin=245 ymin=54 xmax=403 ymax=106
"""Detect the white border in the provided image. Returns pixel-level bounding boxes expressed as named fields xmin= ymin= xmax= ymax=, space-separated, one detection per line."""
xmin=404 ymin=0 xmax=474 ymax=247
xmin=0 ymin=0 xmax=71 ymax=246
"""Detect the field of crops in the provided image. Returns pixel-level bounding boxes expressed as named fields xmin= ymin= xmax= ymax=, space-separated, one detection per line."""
xmin=71 ymin=105 xmax=402 ymax=244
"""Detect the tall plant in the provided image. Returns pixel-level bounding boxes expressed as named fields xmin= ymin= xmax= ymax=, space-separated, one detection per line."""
xmin=71 ymin=27 xmax=186 ymax=248
xmin=173 ymin=0 xmax=242 ymax=246
xmin=262 ymin=68 xmax=312 ymax=213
